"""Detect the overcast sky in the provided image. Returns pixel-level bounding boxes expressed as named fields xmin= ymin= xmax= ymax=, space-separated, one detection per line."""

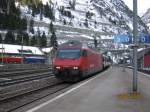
xmin=122 ymin=0 xmax=150 ymax=16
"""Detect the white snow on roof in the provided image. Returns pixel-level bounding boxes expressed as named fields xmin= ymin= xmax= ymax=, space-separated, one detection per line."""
xmin=42 ymin=47 xmax=53 ymax=53
xmin=101 ymin=35 xmax=113 ymax=39
xmin=80 ymin=34 xmax=93 ymax=39
xmin=0 ymin=44 xmax=44 ymax=55
xmin=138 ymin=48 xmax=145 ymax=52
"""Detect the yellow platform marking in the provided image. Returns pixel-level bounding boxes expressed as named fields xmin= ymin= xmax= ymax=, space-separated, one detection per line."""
xmin=117 ymin=92 xmax=143 ymax=100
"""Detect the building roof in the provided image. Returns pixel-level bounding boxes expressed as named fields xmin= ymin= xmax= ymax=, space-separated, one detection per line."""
xmin=0 ymin=44 xmax=44 ymax=55
xmin=42 ymin=47 xmax=53 ymax=53
xmin=137 ymin=47 xmax=150 ymax=59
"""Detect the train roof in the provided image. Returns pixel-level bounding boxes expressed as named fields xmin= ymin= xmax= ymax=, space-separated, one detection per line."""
xmin=58 ymin=40 xmax=101 ymax=53
xmin=0 ymin=44 xmax=44 ymax=55
xmin=58 ymin=40 xmax=88 ymax=50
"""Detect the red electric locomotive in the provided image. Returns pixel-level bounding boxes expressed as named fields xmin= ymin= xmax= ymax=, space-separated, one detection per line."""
xmin=53 ymin=40 xmax=104 ymax=82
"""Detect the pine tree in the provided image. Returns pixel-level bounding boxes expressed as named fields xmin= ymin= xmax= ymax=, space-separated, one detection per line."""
xmin=40 ymin=32 xmax=47 ymax=47
xmin=20 ymin=18 xmax=27 ymax=31
xmin=17 ymin=0 xmax=40 ymax=7
xmin=30 ymin=35 xmax=37 ymax=46
xmin=0 ymin=0 xmax=27 ymax=31
xmin=69 ymin=0 xmax=76 ymax=10
xmin=49 ymin=21 xmax=58 ymax=49
xmin=49 ymin=22 xmax=55 ymax=33
xmin=5 ymin=31 xmax=15 ymax=44
xmin=84 ymin=19 xmax=88 ymax=27
xmin=10 ymin=0 xmax=20 ymax=15
xmin=50 ymin=32 xmax=58 ymax=49
xmin=0 ymin=0 xmax=20 ymax=15
xmin=63 ymin=19 xmax=67 ymax=25
xmin=38 ymin=1 xmax=43 ymax=20
xmin=15 ymin=33 xmax=22 ymax=45
xmin=49 ymin=4 xmax=55 ymax=20
xmin=94 ymin=20 xmax=97 ymax=28
xmin=30 ymin=19 xmax=34 ymax=34
xmin=44 ymin=2 xmax=50 ymax=17
xmin=43 ymin=2 xmax=55 ymax=20
xmin=50 ymin=32 xmax=58 ymax=59
xmin=36 ymin=27 xmax=41 ymax=47
xmin=94 ymin=37 xmax=97 ymax=48
xmin=22 ymin=32 xmax=29 ymax=45
xmin=0 ymin=0 xmax=7 ymax=11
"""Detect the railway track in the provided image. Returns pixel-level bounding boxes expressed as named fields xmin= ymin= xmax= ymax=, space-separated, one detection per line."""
xmin=0 ymin=76 xmax=61 ymax=100
xmin=0 ymin=67 xmax=51 ymax=73
xmin=0 ymin=67 xmax=110 ymax=112
xmin=0 ymin=79 xmax=71 ymax=112
xmin=0 ymin=67 xmax=53 ymax=86
xmin=0 ymin=68 xmax=52 ymax=78
xmin=0 ymin=72 xmax=53 ymax=86
xmin=0 ymin=65 xmax=71 ymax=112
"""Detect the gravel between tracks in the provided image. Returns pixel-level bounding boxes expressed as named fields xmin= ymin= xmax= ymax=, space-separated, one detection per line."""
xmin=0 ymin=76 xmax=60 ymax=101
xmin=0 ymin=82 xmax=70 ymax=112
xmin=0 ymin=75 xmax=67 ymax=112
xmin=0 ymin=84 xmax=70 ymax=112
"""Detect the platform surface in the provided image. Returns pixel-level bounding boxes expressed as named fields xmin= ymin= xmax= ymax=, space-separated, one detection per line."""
xmin=26 ymin=67 xmax=150 ymax=112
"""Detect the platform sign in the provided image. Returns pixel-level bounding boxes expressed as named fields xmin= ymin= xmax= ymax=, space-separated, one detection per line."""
xmin=114 ymin=34 xmax=150 ymax=44
xmin=114 ymin=35 xmax=132 ymax=43
xmin=139 ymin=33 xmax=150 ymax=43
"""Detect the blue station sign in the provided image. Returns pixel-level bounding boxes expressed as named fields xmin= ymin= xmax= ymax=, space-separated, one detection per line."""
xmin=114 ymin=34 xmax=150 ymax=44
xmin=139 ymin=33 xmax=150 ymax=43
xmin=114 ymin=35 xmax=132 ymax=43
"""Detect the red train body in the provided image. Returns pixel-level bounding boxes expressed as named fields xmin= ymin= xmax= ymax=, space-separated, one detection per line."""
xmin=144 ymin=54 xmax=150 ymax=67
xmin=0 ymin=56 xmax=46 ymax=64
xmin=0 ymin=57 xmax=22 ymax=63
xmin=53 ymin=40 xmax=104 ymax=82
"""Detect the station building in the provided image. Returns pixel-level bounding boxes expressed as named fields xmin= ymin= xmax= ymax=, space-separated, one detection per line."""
xmin=138 ymin=47 xmax=150 ymax=70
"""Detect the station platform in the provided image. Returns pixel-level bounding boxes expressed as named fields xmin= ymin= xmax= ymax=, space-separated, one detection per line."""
xmin=26 ymin=67 xmax=150 ymax=112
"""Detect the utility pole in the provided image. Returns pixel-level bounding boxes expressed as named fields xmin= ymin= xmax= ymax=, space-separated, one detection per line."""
xmin=133 ymin=0 xmax=138 ymax=92
xmin=1 ymin=36 xmax=4 ymax=65
xmin=7 ymin=0 xmax=10 ymax=14
xmin=123 ymin=44 xmax=126 ymax=72
xmin=1 ymin=32 xmax=6 ymax=65
xmin=94 ymin=35 xmax=97 ymax=48
xmin=21 ymin=35 xmax=24 ymax=64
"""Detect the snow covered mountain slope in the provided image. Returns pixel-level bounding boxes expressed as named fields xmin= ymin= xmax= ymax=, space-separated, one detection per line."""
xmin=20 ymin=0 xmax=148 ymax=39
xmin=142 ymin=8 xmax=150 ymax=32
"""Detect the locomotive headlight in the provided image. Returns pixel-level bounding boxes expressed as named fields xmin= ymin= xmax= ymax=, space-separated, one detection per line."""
xmin=56 ymin=66 xmax=61 ymax=69
xmin=73 ymin=66 xmax=78 ymax=70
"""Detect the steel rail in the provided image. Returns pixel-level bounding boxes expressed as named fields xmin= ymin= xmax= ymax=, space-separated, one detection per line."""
xmin=0 ymin=72 xmax=53 ymax=86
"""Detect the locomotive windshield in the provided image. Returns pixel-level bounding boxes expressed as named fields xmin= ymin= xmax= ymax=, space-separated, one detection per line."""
xmin=57 ymin=49 xmax=81 ymax=59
